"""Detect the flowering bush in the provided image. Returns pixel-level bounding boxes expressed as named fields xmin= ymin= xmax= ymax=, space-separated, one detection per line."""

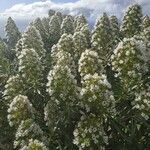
xmin=14 ymin=119 xmax=48 ymax=149
xmin=78 ymin=49 xmax=102 ymax=77
xmin=47 ymin=65 xmax=78 ymax=105
xmin=111 ymin=37 xmax=148 ymax=91
xmin=7 ymin=95 xmax=34 ymax=127
xmin=132 ymin=88 xmax=150 ymax=120
xmin=73 ymin=114 xmax=107 ymax=150
xmin=22 ymin=139 xmax=48 ymax=150
xmin=18 ymin=48 xmax=43 ymax=91
xmin=4 ymin=75 xmax=24 ymax=103
xmin=80 ymin=73 xmax=116 ymax=116
xmin=0 ymin=4 xmax=149 ymax=150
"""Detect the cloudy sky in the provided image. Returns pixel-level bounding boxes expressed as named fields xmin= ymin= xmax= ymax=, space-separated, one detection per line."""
xmin=0 ymin=0 xmax=149 ymax=37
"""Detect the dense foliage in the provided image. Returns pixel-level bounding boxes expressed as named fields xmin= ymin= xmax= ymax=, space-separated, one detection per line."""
xmin=0 ymin=4 xmax=150 ymax=150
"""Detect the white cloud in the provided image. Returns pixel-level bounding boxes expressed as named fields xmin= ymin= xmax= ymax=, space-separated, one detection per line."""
xmin=0 ymin=0 xmax=149 ymax=37
xmin=1 ymin=0 xmax=149 ymax=21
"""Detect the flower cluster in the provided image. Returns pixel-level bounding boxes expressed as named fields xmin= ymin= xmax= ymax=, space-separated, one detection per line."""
xmin=142 ymin=15 xmax=150 ymax=30
xmin=51 ymin=34 xmax=76 ymax=74
xmin=132 ymin=89 xmax=150 ymax=120
xmin=110 ymin=15 xmax=120 ymax=47
xmin=134 ymin=36 xmax=150 ymax=70
xmin=120 ymin=4 xmax=142 ymax=38
xmin=74 ymin=15 xmax=87 ymax=31
xmin=7 ymin=95 xmax=33 ymax=127
xmin=51 ymin=44 xmax=59 ymax=67
xmin=49 ymin=14 xmax=61 ymax=46
xmin=22 ymin=139 xmax=48 ymax=150
xmin=80 ymin=73 xmax=116 ymax=116
xmin=47 ymin=65 xmax=79 ymax=106
xmin=15 ymin=38 xmax=23 ymax=57
xmin=73 ymin=31 xmax=88 ymax=63
xmin=91 ymin=13 xmax=112 ymax=64
xmin=55 ymin=50 xmax=76 ymax=76
xmin=14 ymin=119 xmax=47 ymax=149
xmin=61 ymin=15 xmax=74 ymax=35
xmin=18 ymin=48 xmax=43 ymax=90
xmin=57 ymin=33 xmax=75 ymax=56
xmin=4 ymin=75 xmax=24 ymax=103
xmin=46 ymin=64 xmax=79 ymax=134
xmin=111 ymin=37 xmax=148 ymax=91
xmin=78 ymin=49 xmax=102 ymax=77
xmin=33 ymin=17 xmax=49 ymax=48
xmin=5 ymin=17 xmax=21 ymax=49
xmin=73 ymin=114 xmax=107 ymax=149
xmin=22 ymin=25 xmax=46 ymax=59
xmin=143 ymin=26 xmax=150 ymax=41
xmin=80 ymin=25 xmax=91 ymax=47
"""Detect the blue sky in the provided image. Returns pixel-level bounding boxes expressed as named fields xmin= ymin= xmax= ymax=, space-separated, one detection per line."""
xmin=1 ymin=0 xmax=149 ymax=20
xmin=53 ymin=0 xmax=78 ymax=3
xmin=0 ymin=0 xmax=38 ymax=12
xmin=0 ymin=0 xmax=149 ymax=37
xmin=0 ymin=0 xmax=78 ymax=12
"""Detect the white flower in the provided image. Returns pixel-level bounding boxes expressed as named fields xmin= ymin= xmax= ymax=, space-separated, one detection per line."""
xmin=73 ymin=129 xmax=79 ymax=137
xmin=141 ymin=104 xmax=145 ymax=110
xmin=119 ymin=60 xmax=123 ymax=64
xmin=111 ymin=55 xmax=114 ymax=60
xmin=135 ymin=104 xmax=140 ymax=109
xmin=125 ymin=51 xmax=130 ymax=56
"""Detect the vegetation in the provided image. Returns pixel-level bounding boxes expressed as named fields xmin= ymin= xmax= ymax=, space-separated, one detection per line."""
xmin=0 ymin=4 xmax=149 ymax=150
